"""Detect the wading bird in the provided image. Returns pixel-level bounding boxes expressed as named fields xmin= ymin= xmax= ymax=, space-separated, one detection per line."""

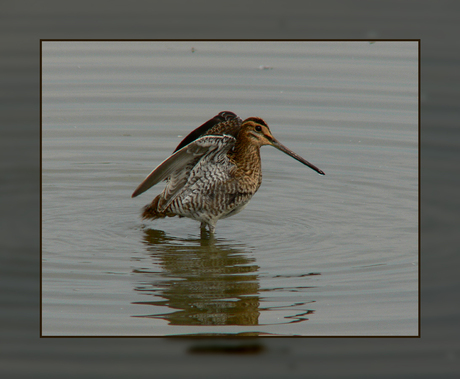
xmin=132 ymin=111 xmax=324 ymax=233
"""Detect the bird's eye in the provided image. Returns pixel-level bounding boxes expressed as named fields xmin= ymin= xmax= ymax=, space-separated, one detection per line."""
xmin=255 ymin=125 xmax=262 ymax=132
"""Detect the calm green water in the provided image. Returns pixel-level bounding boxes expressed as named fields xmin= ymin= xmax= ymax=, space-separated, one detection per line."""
xmin=41 ymin=41 xmax=418 ymax=336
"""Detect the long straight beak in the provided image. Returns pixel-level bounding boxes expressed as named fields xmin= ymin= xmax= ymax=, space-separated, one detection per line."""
xmin=271 ymin=138 xmax=325 ymax=175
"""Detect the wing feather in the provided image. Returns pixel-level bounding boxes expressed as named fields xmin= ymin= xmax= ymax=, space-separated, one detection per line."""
xmin=132 ymin=135 xmax=235 ymax=198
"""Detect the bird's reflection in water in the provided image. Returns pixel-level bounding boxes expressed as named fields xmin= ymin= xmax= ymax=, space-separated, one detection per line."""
xmin=132 ymin=228 xmax=260 ymax=326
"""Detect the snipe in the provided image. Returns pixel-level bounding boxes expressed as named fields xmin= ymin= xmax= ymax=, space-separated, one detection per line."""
xmin=132 ymin=111 xmax=325 ymax=233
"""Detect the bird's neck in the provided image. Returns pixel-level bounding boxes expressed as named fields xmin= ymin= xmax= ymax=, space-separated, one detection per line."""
xmin=230 ymin=138 xmax=262 ymax=177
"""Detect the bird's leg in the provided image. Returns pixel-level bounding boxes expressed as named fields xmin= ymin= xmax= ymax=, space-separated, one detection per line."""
xmin=200 ymin=222 xmax=215 ymax=234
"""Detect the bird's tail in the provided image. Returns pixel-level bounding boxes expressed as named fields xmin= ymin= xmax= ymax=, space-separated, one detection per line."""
xmin=142 ymin=195 xmax=177 ymax=220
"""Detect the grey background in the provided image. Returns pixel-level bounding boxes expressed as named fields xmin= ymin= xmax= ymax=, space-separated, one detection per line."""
xmin=1 ymin=0 xmax=459 ymax=377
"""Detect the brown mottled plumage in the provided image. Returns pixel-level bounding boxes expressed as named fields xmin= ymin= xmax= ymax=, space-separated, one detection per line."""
xmin=132 ymin=111 xmax=324 ymax=233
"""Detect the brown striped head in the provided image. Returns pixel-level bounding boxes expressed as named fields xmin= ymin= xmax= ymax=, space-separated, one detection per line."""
xmin=240 ymin=117 xmax=273 ymax=146
xmin=240 ymin=117 xmax=325 ymax=175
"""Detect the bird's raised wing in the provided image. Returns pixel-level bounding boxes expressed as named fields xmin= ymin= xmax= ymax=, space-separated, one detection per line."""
xmin=172 ymin=111 xmax=242 ymax=153
xmin=132 ymin=134 xmax=236 ymax=198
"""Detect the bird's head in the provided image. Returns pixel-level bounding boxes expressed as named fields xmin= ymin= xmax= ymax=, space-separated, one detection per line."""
xmin=240 ymin=117 xmax=325 ymax=175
